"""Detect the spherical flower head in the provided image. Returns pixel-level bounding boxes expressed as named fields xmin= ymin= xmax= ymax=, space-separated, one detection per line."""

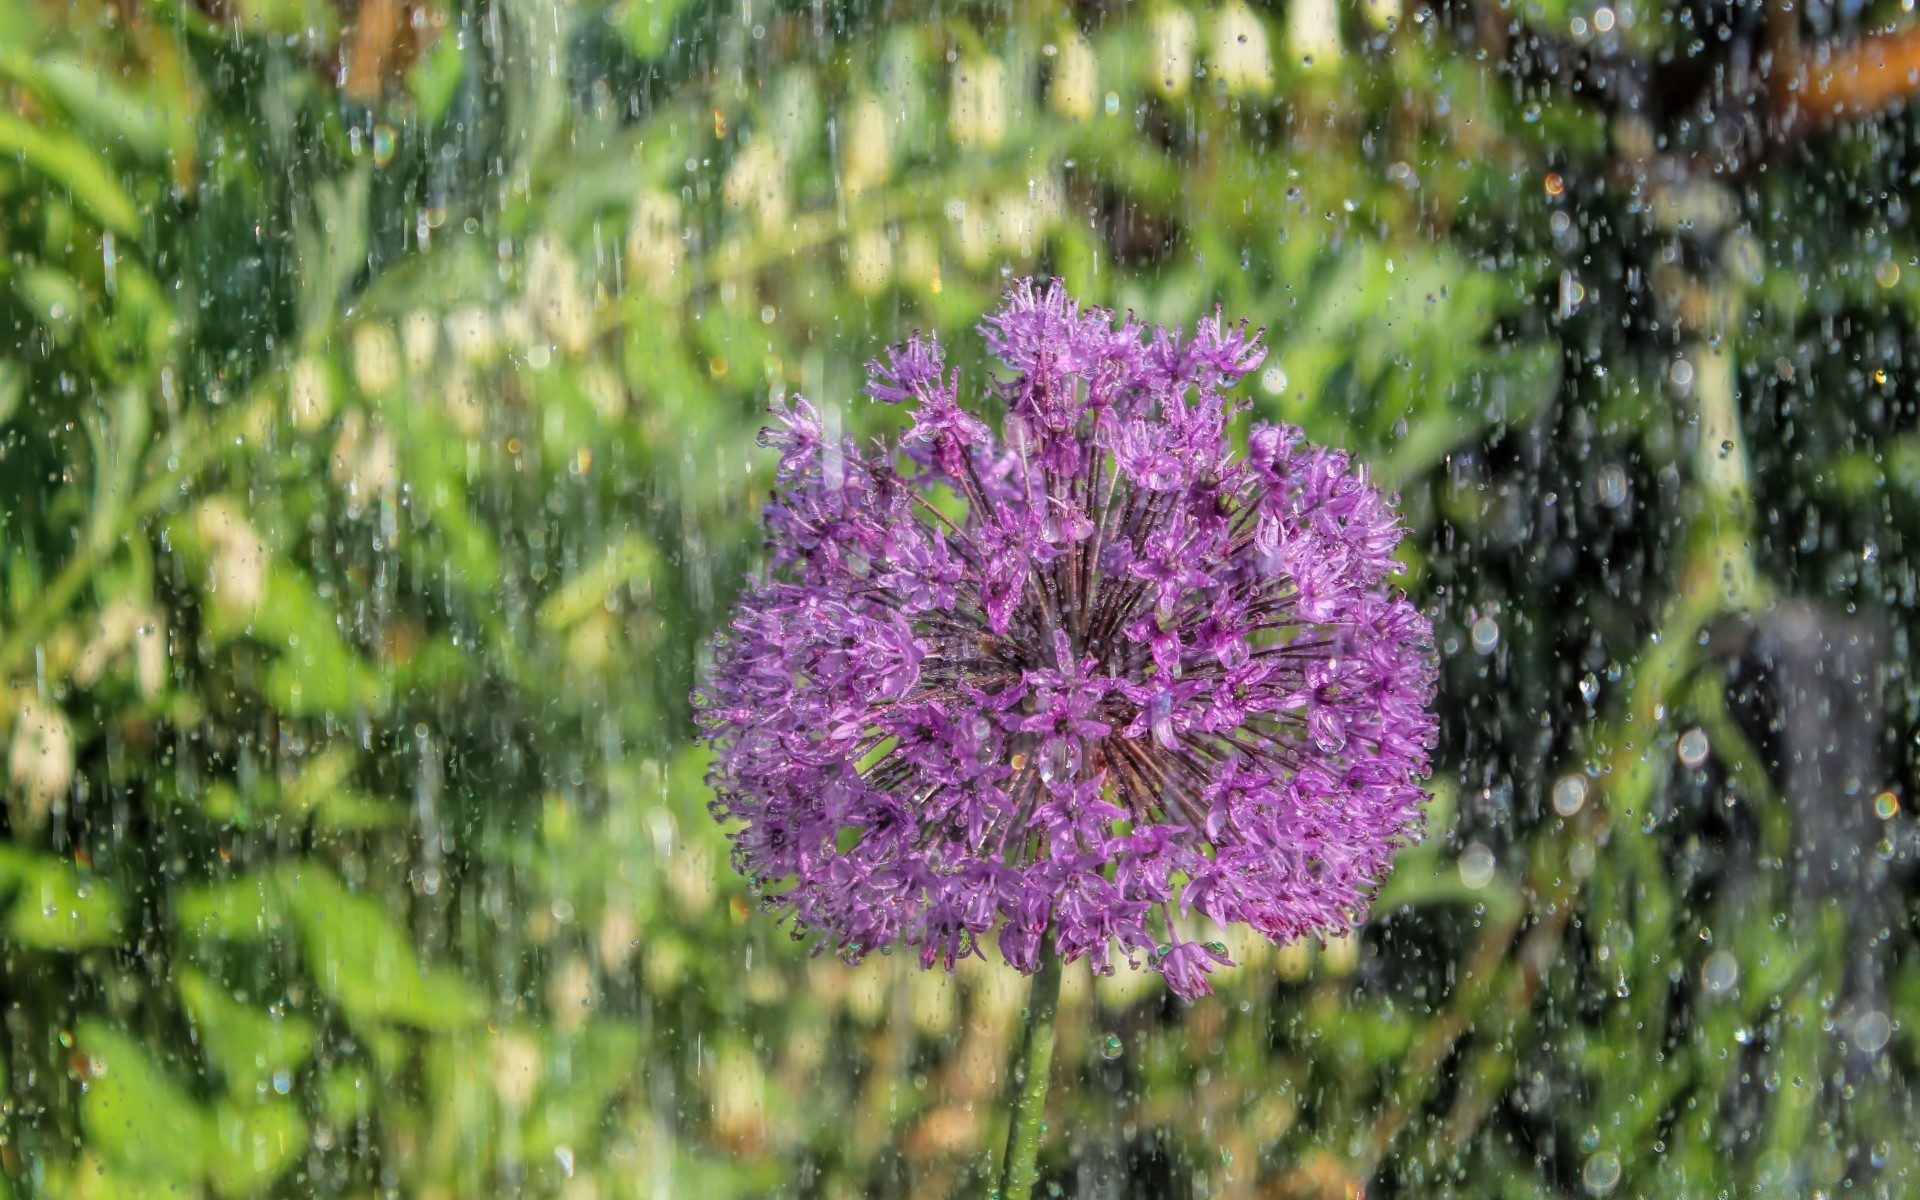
xmin=695 ymin=279 xmax=1438 ymax=998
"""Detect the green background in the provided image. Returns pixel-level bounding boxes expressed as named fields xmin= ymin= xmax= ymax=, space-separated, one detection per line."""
xmin=1 ymin=0 xmax=1917 ymax=1195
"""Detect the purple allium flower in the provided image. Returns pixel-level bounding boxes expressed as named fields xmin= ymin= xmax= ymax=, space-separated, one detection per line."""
xmin=695 ymin=280 xmax=1438 ymax=998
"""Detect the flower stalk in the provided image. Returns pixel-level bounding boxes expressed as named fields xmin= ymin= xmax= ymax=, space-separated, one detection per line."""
xmin=996 ymin=949 xmax=1063 ymax=1200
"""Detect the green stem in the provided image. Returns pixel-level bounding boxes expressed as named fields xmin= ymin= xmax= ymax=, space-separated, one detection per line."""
xmin=994 ymin=951 xmax=1062 ymax=1200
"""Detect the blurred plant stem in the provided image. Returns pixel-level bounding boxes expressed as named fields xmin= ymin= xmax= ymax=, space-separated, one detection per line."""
xmin=994 ymin=951 xmax=1061 ymax=1200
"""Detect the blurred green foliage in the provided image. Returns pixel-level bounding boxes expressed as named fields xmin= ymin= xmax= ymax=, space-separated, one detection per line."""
xmin=2 ymin=0 xmax=1918 ymax=1196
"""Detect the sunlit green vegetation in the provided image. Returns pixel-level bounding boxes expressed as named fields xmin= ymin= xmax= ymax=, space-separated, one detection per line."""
xmin=4 ymin=0 xmax=1919 ymax=1195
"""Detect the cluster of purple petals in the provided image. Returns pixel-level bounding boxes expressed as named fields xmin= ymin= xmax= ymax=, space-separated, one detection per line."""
xmin=694 ymin=280 xmax=1437 ymax=998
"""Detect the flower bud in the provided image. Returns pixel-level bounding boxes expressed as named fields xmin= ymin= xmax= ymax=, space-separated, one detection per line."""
xmin=839 ymin=93 xmax=892 ymax=198
xmin=287 ymin=355 xmax=334 ymax=430
xmin=896 ymin=223 xmax=942 ymax=290
xmin=1288 ymin=0 xmax=1345 ymax=67
xmin=666 ymin=840 xmax=716 ymax=915
xmin=723 ymin=140 xmax=791 ymax=234
xmin=195 ymin=498 xmax=268 ymax=621
xmin=710 ymin=1042 xmax=768 ymax=1144
xmin=949 ymin=56 xmax=1007 ymax=149
xmin=329 ymin=408 xmax=397 ymax=506
xmin=440 ymin=368 xmax=483 ymax=436
xmin=846 ymin=226 xmax=893 ymax=296
xmin=496 ymin=301 xmax=535 ymax=355
xmin=401 ymin=309 xmax=438 ymax=374
xmin=490 ymin=1030 xmax=542 ymax=1109
xmin=1212 ymin=2 xmax=1274 ymax=95
xmin=596 ymin=903 xmax=638 ymax=971
xmin=132 ymin=608 xmax=166 ymax=698
xmin=992 ymin=193 xmax=1037 ymax=258
xmin=1148 ymin=7 xmax=1197 ymax=98
xmin=1363 ymin=0 xmax=1401 ymax=27
xmin=546 ymin=955 xmax=594 ymax=1034
xmin=7 ymin=697 xmax=73 ymax=829
xmin=350 ymin=322 xmax=400 ymax=396
xmin=948 ymin=198 xmax=993 ymax=269
xmin=909 ymin=969 xmax=956 ymax=1035
xmin=526 ymin=236 xmax=593 ymax=357
xmin=1049 ymin=35 xmax=1099 ymax=121
xmin=445 ymin=305 xmax=498 ymax=365
xmin=625 ymin=191 xmax=684 ymax=288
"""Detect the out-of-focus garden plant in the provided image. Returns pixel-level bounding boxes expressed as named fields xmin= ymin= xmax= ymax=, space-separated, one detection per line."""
xmin=1 ymin=0 xmax=1916 ymax=1196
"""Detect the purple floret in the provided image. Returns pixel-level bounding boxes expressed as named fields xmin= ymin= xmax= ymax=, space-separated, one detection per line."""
xmin=695 ymin=279 xmax=1438 ymax=998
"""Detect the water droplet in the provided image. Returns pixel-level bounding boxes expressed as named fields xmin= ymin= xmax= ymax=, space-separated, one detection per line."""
xmin=1459 ymin=842 xmax=1497 ymax=890
xmin=1700 ymin=949 xmax=1738 ymax=996
xmin=1553 ymin=774 xmax=1588 ymax=817
xmin=1874 ymin=790 xmax=1900 ymax=819
xmin=1854 ymin=1010 xmax=1892 ymax=1054
xmin=1100 ymin=1033 xmax=1123 ymax=1060
xmin=1676 ymin=727 xmax=1710 ymax=769
xmin=1578 ymin=673 xmax=1600 ymax=705
xmin=1581 ymin=1150 xmax=1622 ymax=1194
xmin=1470 ymin=616 xmax=1500 ymax=655
xmin=371 ymin=124 xmax=397 ymax=167
xmin=1595 ymin=463 xmax=1629 ymax=509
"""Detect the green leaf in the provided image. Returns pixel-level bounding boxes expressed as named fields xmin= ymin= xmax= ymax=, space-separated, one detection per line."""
xmin=4 ymin=857 xmax=121 ymax=950
xmin=11 ymin=265 xmax=84 ymax=346
xmin=0 ymin=48 xmax=192 ymax=161
xmin=520 ymin=1025 xmax=643 ymax=1159
xmin=175 ymin=874 xmax=286 ymax=944
xmin=0 ymin=358 xmax=22 ymax=426
xmin=208 ymin=1098 xmax=307 ymax=1198
xmin=618 ymin=0 xmax=696 ymax=58
xmin=78 ymin=1020 xmax=214 ymax=1181
xmin=408 ymin=30 xmax=466 ymax=126
xmin=224 ymin=0 xmax=336 ymax=39
xmin=0 ymin=109 xmax=141 ymax=237
xmin=176 ymin=967 xmax=317 ymax=1093
xmin=277 ymin=865 xmax=484 ymax=1030
xmin=537 ymin=534 xmax=656 ymax=632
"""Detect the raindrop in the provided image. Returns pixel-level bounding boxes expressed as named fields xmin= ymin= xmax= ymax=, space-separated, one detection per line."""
xmin=1099 ymin=1033 xmax=1123 ymax=1060
xmin=1552 ymin=774 xmax=1588 ymax=817
xmin=1581 ymin=1151 xmax=1622 ymax=1194
xmin=1595 ymin=463 xmax=1629 ymax=509
xmin=1578 ymin=673 xmax=1600 ymax=704
xmin=371 ymin=124 xmax=396 ymax=167
xmin=1459 ymin=842 xmax=1497 ymax=890
xmin=1676 ymin=728 xmax=1710 ymax=770
xmin=1700 ymin=950 xmax=1738 ymax=996
xmin=1470 ymin=616 xmax=1500 ymax=655
xmin=1854 ymin=1011 xmax=1892 ymax=1054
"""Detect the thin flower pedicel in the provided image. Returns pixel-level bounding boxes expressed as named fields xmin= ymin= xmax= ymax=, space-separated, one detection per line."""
xmin=695 ymin=280 xmax=1437 ymax=999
